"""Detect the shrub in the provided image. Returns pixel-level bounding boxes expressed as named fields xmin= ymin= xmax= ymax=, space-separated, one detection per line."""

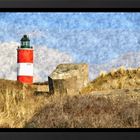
xmin=99 ymin=71 xmax=107 ymax=78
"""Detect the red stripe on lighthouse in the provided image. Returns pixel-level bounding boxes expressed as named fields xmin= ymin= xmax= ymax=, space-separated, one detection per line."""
xmin=17 ymin=76 xmax=33 ymax=84
xmin=17 ymin=49 xmax=33 ymax=63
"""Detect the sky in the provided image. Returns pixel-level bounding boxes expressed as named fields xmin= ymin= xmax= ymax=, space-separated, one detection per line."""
xmin=0 ymin=12 xmax=140 ymax=81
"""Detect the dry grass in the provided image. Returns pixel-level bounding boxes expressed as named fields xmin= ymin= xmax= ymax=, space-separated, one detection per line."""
xmin=0 ymin=79 xmax=48 ymax=128
xmin=80 ymin=67 xmax=140 ymax=94
xmin=0 ymin=66 xmax=140 ymax=128
xmin=25 ymin=89 xmax=140 ymax=128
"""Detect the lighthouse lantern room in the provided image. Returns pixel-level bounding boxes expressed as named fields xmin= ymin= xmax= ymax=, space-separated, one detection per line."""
xmin=17 ymin=35 xmax=33 ymax=84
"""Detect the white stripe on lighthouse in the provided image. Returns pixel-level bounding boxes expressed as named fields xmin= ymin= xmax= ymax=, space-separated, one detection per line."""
xmin=17 ymin=63 xmax=33 ymax=76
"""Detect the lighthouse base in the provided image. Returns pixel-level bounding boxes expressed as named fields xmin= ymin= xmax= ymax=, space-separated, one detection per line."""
xmin=17 ymin=76 xmax=33 ymax=84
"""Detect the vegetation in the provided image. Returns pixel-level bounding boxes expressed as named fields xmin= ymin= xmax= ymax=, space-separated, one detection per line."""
xmin=0 ymin=79 xmax=48 ymax=128
xmin=26 ymin=90 xmax=140 ymax=128
xmin=0 ymin=67 xmax=140 ymax=128
xmin=80 ymin=67 xmax=140 ymax=94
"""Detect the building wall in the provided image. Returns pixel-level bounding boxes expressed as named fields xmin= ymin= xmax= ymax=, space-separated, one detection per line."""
xmin=48 ymin=64 xmax=88 ymax=94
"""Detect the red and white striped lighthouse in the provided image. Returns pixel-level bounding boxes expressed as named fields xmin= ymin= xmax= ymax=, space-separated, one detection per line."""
xmin=17 ymin=35 xmax=33 ymax=84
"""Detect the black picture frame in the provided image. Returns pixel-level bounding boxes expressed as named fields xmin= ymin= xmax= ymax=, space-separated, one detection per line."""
xmin=0 ymin=1 xmax=140 ymax=140
xmin=0 ymin=0 xmax=140 ymax=8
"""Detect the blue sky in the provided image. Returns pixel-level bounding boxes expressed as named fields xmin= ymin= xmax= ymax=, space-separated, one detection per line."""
xmin=1 ymin=12 xmax=140 ymax=65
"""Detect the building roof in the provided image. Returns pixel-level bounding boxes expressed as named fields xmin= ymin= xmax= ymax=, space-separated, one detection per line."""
xmin=20 ymin=35 xmax=30 ymax=41
xmin=49 ymin=63 xmax=88 ymax=79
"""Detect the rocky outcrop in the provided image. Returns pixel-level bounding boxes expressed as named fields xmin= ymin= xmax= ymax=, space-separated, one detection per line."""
xmin=48 ymin=64 xmax=88 ymax=94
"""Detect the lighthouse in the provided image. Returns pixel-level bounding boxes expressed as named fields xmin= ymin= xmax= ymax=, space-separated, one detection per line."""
xmin=17 ymin=35 xmax=33 ymax=84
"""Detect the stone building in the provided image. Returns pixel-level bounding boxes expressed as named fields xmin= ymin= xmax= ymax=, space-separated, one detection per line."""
xmin=48 ymin=63 xmax=88 ymax=94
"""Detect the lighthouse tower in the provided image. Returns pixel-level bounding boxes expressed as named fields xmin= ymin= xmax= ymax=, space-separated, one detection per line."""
xmin=17 ymin=35 xmax=33 ymax=84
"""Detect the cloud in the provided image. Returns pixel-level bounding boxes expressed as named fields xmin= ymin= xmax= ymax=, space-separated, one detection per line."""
xmin=89 ymin=51 xmax=140 ymax=80
xmin=0 ymin=42 xmax=73 ymax=82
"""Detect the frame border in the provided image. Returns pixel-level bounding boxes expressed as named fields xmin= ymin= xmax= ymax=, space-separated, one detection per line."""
xmin=0 ymin=0 xmax=140 ymax=8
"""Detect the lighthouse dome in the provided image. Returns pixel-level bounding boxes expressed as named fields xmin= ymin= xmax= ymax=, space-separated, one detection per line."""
xmin=20 ymin=35 xmax=30 ymax=41
xmin=20 ymin=35 xmax=31 ymax=48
